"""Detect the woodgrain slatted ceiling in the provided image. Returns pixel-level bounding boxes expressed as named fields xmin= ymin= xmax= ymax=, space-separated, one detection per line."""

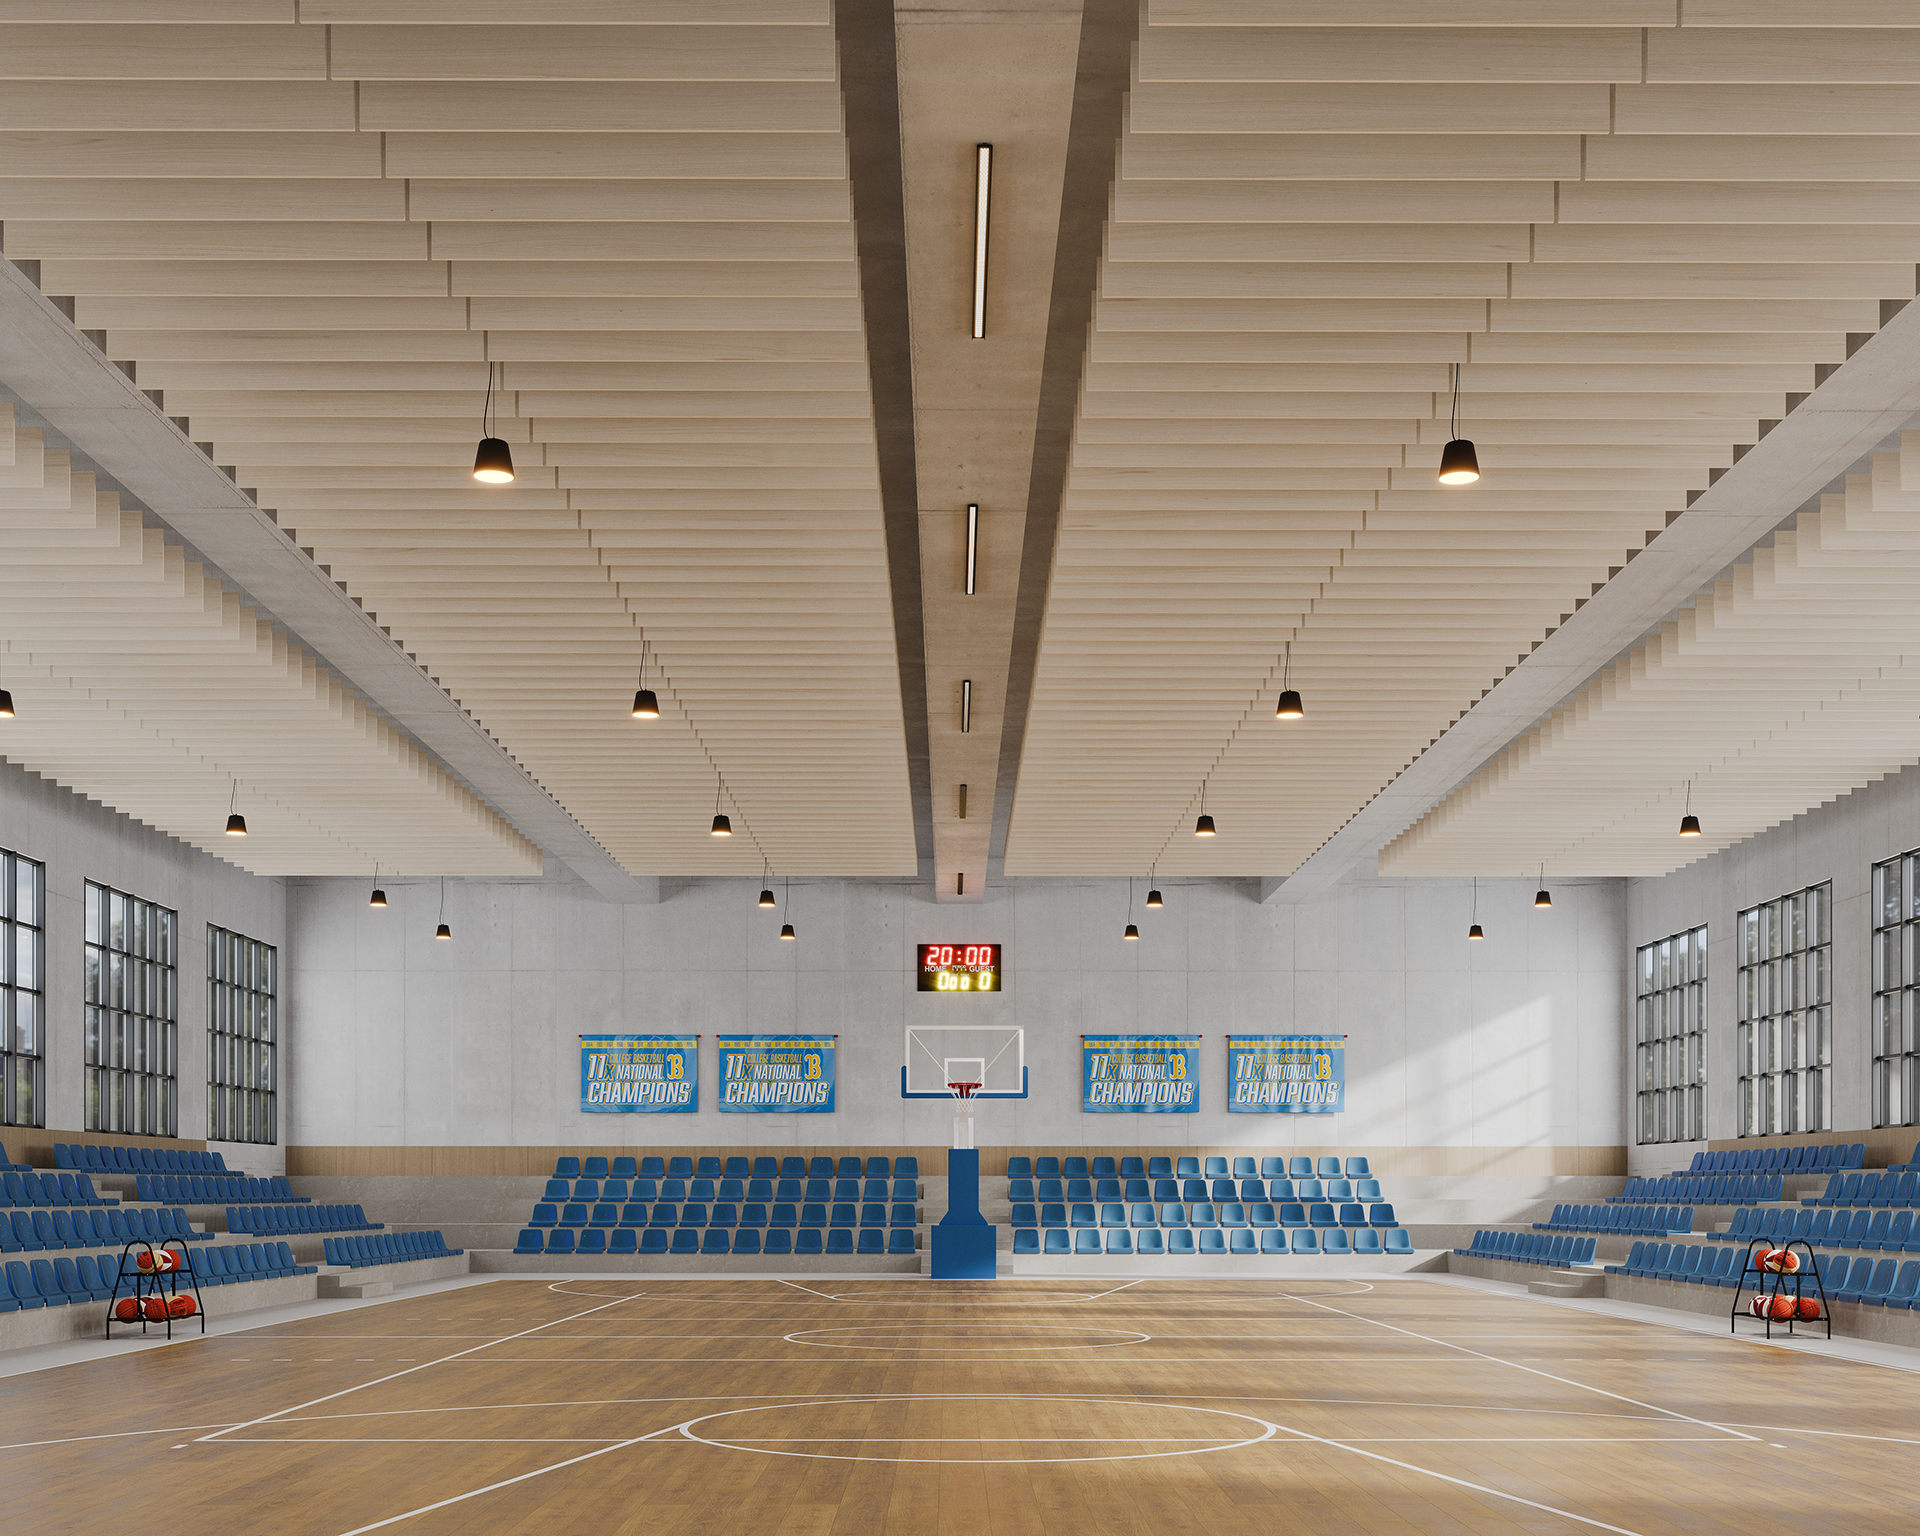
xmin=1003 ymin=1 xmax=1920 ymax=879
xmin=0 ymin=405 xmax=540 ymax=876
xmin=1382 ymin=433 xmax=1920 ymax=879
xmin=0 ymin=1 xmax=918 ymax=879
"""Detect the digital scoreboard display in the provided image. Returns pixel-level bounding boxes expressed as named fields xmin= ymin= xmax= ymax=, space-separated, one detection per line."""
xmin=917 ymin=944 xmax=1001 ymax=993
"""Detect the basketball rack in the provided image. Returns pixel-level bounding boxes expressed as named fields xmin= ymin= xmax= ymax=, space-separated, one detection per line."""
xmin=1730 ymin=1237 xmax=1829 ymax=1339
xmin=105 ymin=1238 xmax=206 ymax=1340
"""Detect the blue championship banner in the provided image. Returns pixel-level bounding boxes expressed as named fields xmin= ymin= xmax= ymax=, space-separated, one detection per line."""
xmin=580 ymin=1034 xmax=697 ymax=1113
xmin=1082 ymin=1035 xmax=1198 ymax=1113
xmin=1227 ymin=1034 xmax=1345 ymax=1114
xmin=718 ymin=1035 xmax=836 ymax=1113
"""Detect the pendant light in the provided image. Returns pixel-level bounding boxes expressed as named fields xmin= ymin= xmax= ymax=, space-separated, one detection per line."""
xmin=0 ymin=650 xmax=13 ymax=719
xmin=780 ymin=875 xmax=795 ymax=940
xmin=1438 ymin=362 xmax=1480 ymax=485
xmin=1146 ymin=867 xmax=1163 ymax=910
xmin=1194 ymin=780 xmax=1216 ymax=837
xmin=758 ymin=857 xmax=776 ymax=908
xmin=1467 ymin=876 xmax=1484 ymax=941
xmin=710 ymin=777 xmax=732 ymax=837
xmin=1533 ymin=864 xmax=1551 ymax=910
xmin=1275 ymin=640 xmax=1304 ymax=720
xmin=631 ymin=637 xmax=659 ymax=719
xmin=435 ymin=874 xmax=451 ymax=939
xmin=1124 ymin=878 xmax=1139 ymax=940
xmin=472 ymin=361 xmax=514 ymax=483
xmin=1679 ymin=782 xmax=1702 ymax=838
xmin=225 ymin=782 xmax=247 ymax=837
xmin=369 ymin=864 xmax=387 ymax=909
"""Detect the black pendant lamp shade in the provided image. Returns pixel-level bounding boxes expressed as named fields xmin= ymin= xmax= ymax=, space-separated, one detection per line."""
xmin=1468 ymin=923 xmax=1485 ymax=940
xmin=1467 ymin=875 xmax=1484 ymax=940
xmin=436 ymin=922 xmax=452 ymax=940
xmin=1124 ymin=923 xmax=1139 ymax=941
xmin=0 ymin=689 xmax=13 ymax=719
xmin=370 ymin=888 xmax=387 ymax=908
xmin=224 ymin=782 xmax=246 ymax=836
xmin=472 ymin=361 xmax=514 ymax=483
xmin=1438 ymin=438 xmax=1480 ymax=485
xmin=1194 ymin=814 xmax=1215 ymax=837
xmin=1275 ymin=639 xmax=1304 ymax=719
xmin=435 ymin=875 xmax=451 ymax=939
xmin=1438 ymin=363 xmax=1480 ymax=484
xmin=1679 ymin=782 xmax=1702 ymax=837
xmin=1146 ymin=888 xmax=1163 ymax=909
xmin=472 ymin=436 xmax=515 ymax=484
xmin=711 ymin=813 xmax=732 ymax=836
xmin=759 ymin=888 xmax=776 ymax=908
xmin=780 ymin=922 xmax=796 ymax=940
xmin=631 ymin=637 xmax=659 ymax=718
xmin=1534 ymin=887 xmax=1552 ymax=910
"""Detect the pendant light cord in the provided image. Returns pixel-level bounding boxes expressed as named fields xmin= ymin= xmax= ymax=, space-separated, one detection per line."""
xmin=439 ymin=874 xmax=445 ymax=924
xmin=1282 ymin=640 xmax=1292 ymax=692
xmin=638 ymin=636 xmax=649 ymax=689
xmin=1471 ymin=875 xmax=1478 ymax=923
xmin=1450 ymin=362 xmax=1461 ymax=441
xmin=483 ymin=361 xmax=496 ymax=440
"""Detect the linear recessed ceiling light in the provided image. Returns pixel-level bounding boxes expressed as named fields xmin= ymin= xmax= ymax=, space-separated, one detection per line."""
xmin=961 ymin=678 xmax=972 ymax=734
xmin=972 ymin=143 xmax=992 ymax=339
xmin=472 ymin=360 xmax=514 ymax=484
xmin=966 ymin=503 xmax=978 ymax=596
xmin=1439 ymin=362 xmax=1480 ymax=485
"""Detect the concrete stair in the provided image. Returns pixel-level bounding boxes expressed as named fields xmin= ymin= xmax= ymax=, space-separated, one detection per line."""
xmin=1528 ymin=1267 xmax=1605 ymax=1299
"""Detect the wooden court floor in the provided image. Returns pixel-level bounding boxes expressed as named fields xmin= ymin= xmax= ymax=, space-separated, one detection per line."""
xmin=3 ymin=1275 xmax=1914 ymax=1535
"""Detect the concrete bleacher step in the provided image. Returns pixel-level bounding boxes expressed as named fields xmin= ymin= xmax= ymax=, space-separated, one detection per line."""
xmin=1528 ymin=1269 xmax=1605 ymax=1299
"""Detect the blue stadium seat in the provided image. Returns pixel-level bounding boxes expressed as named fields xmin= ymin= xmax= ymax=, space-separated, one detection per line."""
xmin=1167 ymin=1229 xmax=1195 ymax=1254
xmin=1369 ymin=1203 xmax=1397 ymax=1227
xmin=1189 ymin=1203 xmax=1217 ymax=1229
xmin=1040 ymin=1203 xmax=1067 ymax=1229
xmin=1345 ymin=1157 xmax=1370 ymax=1177
xmin=1176 ymin=1157 xmax=1200 ymax=1178
xmin=545 ymin=1229 xmax=576 ymax=1255
xmin=1007 ymin=1157 xmax=1033 ymax=1178
xmin=577 ymin=1230 xmax=608 ymax=1255
xmin=1148 ymin=1157 xmax=1173 ymax=1178
xmin=824 ymin=1229 xmax=853 ymax=1255
xmin=1384 ymin=1229 xmax=1413 ymax=1254
xmin=1338 ymin=1203 xmax=1367 ymax=1228
xmin=1158 ymin=1203 xmax=1186 ymax=1228
xmin=609 ymin=1229 xmax=638 ymax=1254
xmin=1322 ymin=1229 xmax=1351 ymax=1255
xmin=1120 ymin=1157 xmax=1145 ymax=1178
xmin=1137 ymin=1230 xmax=1165 ymax=1254
xmin=1229 ymin=1229 xmax=1258 ymax=1255
xmin=1317 ymin=1158 xmax=1342 ymax=1179
xmin=514 ymin=1229 xmax=543 ymax=1254
xmin=1014 ymin=1228 xmax=1040 ymax=1254
xmin=1352 ymin=1228 xmax=1383 ymax=1254
xmin=1105 ymin=1230 xmax=1133 ymax=1254
xmin=583 ymin=1157 xmax=609 ymax=1179
xmin=711 ymin=1203 xmax=738 ymax=1230
xmin=1308 ymin=1202 xmax=1337 ymax=1228
xmin=1199 ymin=1229 xmax=1229 ymax=1254
xmin=886 ymin=1229 xmax=914 ymax=1255
xmin=701 ymin=1229 xmax=730 ymax=1255
xmin=1063 ymin=1157 xmax=1088 ymax=1178
xmin=1091 ymin=1157 xmax=1116 ymax=1178
xmin=1219 ymin=1203 xmax=1247 ymax=1229
xmin=612 ymin=1157 xmax=638 ymax=1179
xmin=1129 ymin=1202 xmax=1157 ymax=1228
xmin=1204 ymin=1157 xmax=1229 ymax=1178
xmin=1288 ymin=1157 xmax=1312 ymax=1180
xmin=1074 ymin=1229 xmax=1101 ymax=1254
xmin=670 ymin=1229 xmax=700 ymax=1254
xmin=1248 ymin=1202 xmax=1276 ymax=1228
xmin=1043 ymin=1230 xmax=1071 ymax=1254
xmin=764 ymin=1229 xmax=793 ymax=1255
xmin=643 ymin=1229 xmax=671 ymax=1254
xmin=1326 ymin=1179 xmax=1352 ymax=1201
xmin=1070 ymin=1203 xmax=1097 ymax=1229
xmin=554 ymin=1157 xmax=581 ymax=1179
xmin=1291 ymin=1229 xmax=1319 ymax=1254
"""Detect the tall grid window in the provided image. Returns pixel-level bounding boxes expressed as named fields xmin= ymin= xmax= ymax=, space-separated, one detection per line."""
xmin=84 ymin=882 xmax=178 ymax=1138
xmin=1872 ymin=850 xmax=1920 ymax=1127
xmin=208 ymin=925 xmax=276 ymax=1145
xmin=1738 ymin=882 xmax=1831 ymax=1137
xmin=1636 ymin=924 xmax=1708 ymax=1144
xmin=0 ymin=850 xmax=45 ymax=1128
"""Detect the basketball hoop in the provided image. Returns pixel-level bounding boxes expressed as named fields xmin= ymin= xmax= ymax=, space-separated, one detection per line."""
xmin=948 ymin=1082 xmax=982 ymax=1150
xmin=947 ymin=1082 xmax=982 ymax=1100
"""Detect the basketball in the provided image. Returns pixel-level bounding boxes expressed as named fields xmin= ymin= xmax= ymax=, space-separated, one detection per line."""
xmin=1748 ymin=1295 xmax=1770 ymax=1318
xmin=167 ymin=1295 xmax=197 ymax=1318
xmin=1798 ymin=1297 xmax=1822 ymax=1320
xmin=113 ymin=1298 xmax=139 ymax=1322
xmin=1760 ymin=1248 xmax=1799 ymax=1274
xmin=136 ymin=1248 xmax=178 ymax=1274
xmin=1769 ymin=1292 xmax=1798 ymax=1320
xmin=141 ymin=1296 xmax=170 ymax=1321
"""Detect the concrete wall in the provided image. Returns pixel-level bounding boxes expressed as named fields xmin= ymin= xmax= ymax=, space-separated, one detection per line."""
xmin=285 ymin=869 xmax=1627 ymax=1175
xmin=1626 ymin=756 xmax=1920 ymax=1173
xmin=0 ymin=756 xmax=287 ymax=1167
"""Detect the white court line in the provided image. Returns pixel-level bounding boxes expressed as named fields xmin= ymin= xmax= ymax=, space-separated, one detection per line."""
xmin=1719 ymin=1422 xmax=1920 ymax=1447
xmin=1278 ymin=1288 xmax=1761 ymax=1444
xmin=0 ymin=1422 xmax=241 ymax=1452
xmin=195 ymin=1288 xmax=648 ymax=1448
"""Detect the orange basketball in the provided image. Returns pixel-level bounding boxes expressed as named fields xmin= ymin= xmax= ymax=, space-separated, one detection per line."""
xmin=167 ymin=1294 xmax=197 ymax=1318
xmin=141 ymin=1296 xmax=170 ymax=1321
xmin=1797 ymin=1297 xmax=1822 ymax=1320
xmin=1769 ymin=1292 xmax=1798 ymax=1320
xmin=1760 ymin=1248 xmax=1800 ymax=1274
xmin=135 ymin=1248 xmax=178 ymax=1274
xmin=113 ymin=1298 xmax=140 ymax=1322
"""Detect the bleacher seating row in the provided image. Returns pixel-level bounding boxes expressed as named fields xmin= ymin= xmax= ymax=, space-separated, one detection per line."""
xmin=1679 ymin=1143 xmax=1864 ymax=1176
xmin=3 ymin=1171 xmax=111 ymax=1208
xmin=1455 ymin=1232 xmax=1598 ymax=1266
xmin=1014 ymin=1226 xmax=1412 ymax=1254
xmin=1599 ymin=1239 xmax=1918 ymax=1301
xmin=323 ymin=1232 xmax=462 ymax=1268
xmin=1715 ymin=1204 xmax=1920 ymax=1252
xmin=555 ymin=1155 xmax=918 ymax=1181
xmin=194 ymin=1241 xmax=320 ymax=1284
xmin=545 ymin=1176 xmax=918 ymax=1204
xmin=1012 ymin=1176 xmax=1383 ymax=1203
xmin=532 ymin=1200 xmax=917 ymax=1231
xmin=1890 ymin=1142 xmax=1920 ymax=1173
xmin=54 ymin=1143 xmax=230 ymax=1175
xmin=1803 ymin=1172 xmax=1920 ymax=1208
xmin=1008 ymin=1155 xmax=1370 ymax=1180
xmin=0 ymin=1144 xmax=30 ymax=1173
xmin=1014 ymin=1200 xmax=1398 ymax=1232
xmin=1536 ymin=1204 xmax=1693 ymax=1235
xmin=517 ymin=1226 xmax=917 ymax=1257
xmin=3 ymin=1205 xmax=209 ymax=1253
xmin=228 ymin=1204 xmax=381 ymax=1236
xmin=135 ymin=1174 xmax=304 ymax=1205
xmin=1611 ymin=1174 xmax=1780 ymax=1205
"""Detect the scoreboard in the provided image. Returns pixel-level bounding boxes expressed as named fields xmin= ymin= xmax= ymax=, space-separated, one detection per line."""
xmin=917 ymin=943 xmax=1001 ymax=993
